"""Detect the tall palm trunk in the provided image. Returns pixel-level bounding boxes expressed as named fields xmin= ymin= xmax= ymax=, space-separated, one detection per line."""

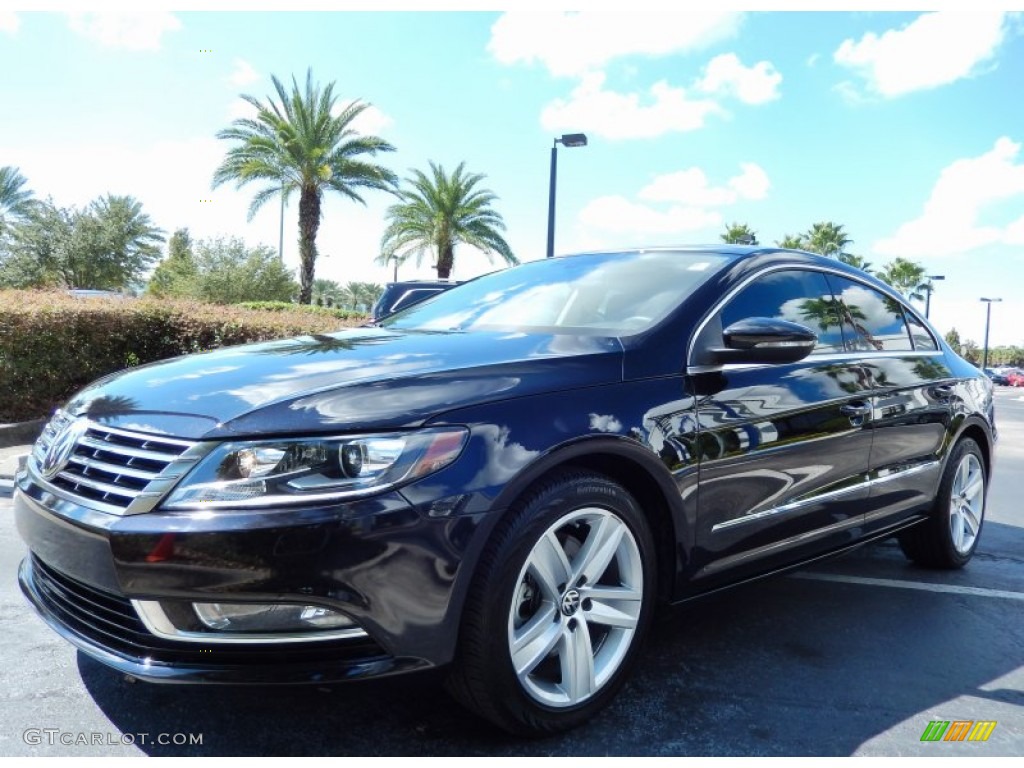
xmin=437 ymin=241 xmax=454 ymax=279
xmin=298 ymin=186 xmax=321 ymax=304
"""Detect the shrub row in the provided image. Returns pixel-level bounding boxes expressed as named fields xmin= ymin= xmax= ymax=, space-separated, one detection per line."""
xmin=0 ymin=290 xmax=367 ymax=422
xmin=235 ymin=301 xmax=364 ymax=320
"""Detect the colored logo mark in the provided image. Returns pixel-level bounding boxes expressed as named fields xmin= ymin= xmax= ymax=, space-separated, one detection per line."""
xmin=920 ymin=720 xmax=997 ymax=742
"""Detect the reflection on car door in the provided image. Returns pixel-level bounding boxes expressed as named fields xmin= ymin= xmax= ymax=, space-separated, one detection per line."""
xmin=825 ymin=274 xmax=953 ymax=531
xmin=688 ymin=268 xmax=875 ymax=589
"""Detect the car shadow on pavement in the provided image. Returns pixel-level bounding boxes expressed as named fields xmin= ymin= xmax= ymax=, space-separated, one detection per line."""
xmin=80 ymin=533 xmax=1024 ymax=756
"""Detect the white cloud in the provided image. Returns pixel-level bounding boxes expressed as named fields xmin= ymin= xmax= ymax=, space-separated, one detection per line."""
xmin=0 ymin=10 xmax=19 ymax=34
xmin=348 ymin=104 xmax=393 ymax=136
xmin=579 ymin=195 xmax=722 ymax=236
xmin=1004 ymin=215 xmax=1024 ymax=245
xmin=489 ymin=10 xmax=742 ymax=77
xmin=834 ymin=11 xmax=1014 ymax=97
xmin=728 ymin=163 xmax=770 ymax=200
xmin=67 ymin=11 xmax=181 ymax=51
xmin=696 ymin=53 xmax=782 ymax=104
xmin=541 ymin=72 xmax=723 ymax=140
xmin=228 ymin=58 xmax=260 ymax=87
xmin=577 ymin=161 xmax=770 ymax=242
xmin=639 ymin=163 xmax=769 ymax=206
xmin=874 ymin=137 xmax=1024 ymax=257
xmin=226 ymin=98 xmax=257 ymax=121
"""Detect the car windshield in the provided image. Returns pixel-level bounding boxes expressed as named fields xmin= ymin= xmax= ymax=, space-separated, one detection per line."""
xmin=381 ymin=250 xmax=729 ymax=335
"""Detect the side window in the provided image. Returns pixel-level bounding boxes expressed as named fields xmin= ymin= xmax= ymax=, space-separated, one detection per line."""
xmin=391 ymin=288 xmax=443 ymax=313
xmin=905 ymin=311 xmax=938 ymax=351
xmin=720 ymin=270 xmax=844 ymax=354
xmin=825 ymin=275 xmax=913 ymax=352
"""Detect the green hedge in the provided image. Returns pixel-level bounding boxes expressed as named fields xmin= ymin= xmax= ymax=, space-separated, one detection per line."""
xmin=0 ymin=290 xmax=368 ymax=422
xmin=235 ymin=301 xmax=364 ymax=320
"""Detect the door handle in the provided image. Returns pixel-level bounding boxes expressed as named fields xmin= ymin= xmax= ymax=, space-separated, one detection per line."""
xmin=840 ymin=402 xmax=872 ymax=417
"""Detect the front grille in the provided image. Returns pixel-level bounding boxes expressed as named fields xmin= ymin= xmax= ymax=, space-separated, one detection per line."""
xmin=29 ymin=556 xmax=388 ymax=667
xmin=32 ymin=414 xmax=194 ymax=513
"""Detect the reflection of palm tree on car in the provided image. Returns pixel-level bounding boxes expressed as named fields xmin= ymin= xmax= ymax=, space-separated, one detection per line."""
xmin=795 ymin=296 xmax=881 ymax=351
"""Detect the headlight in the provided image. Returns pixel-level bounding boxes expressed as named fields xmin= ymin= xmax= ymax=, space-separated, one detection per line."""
xmin=163 ymin=427 xmax=468 ymax=510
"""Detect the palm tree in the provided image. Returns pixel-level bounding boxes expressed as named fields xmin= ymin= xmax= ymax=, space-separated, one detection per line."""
xmin=312 ymin=278 xmax=343 ymax=307
xmin=877 ymin=257 xmax=929 ymax=302
xmin=213 ymin=69 xmax=398 ymax=304
xmin=381 ymin=161 xmax=517 ymax=279
xmin=803 ymin=221 xmax=853 ymax=260
xmin=838 ymin=253 xmax=873 ymax=273
xmin=720 ymin=222 xmax=758 ymax=245
xmin=0 ymin=166 xmax=35 ymax=233
xmin=776 ymin=233 xmax=805 ymax=249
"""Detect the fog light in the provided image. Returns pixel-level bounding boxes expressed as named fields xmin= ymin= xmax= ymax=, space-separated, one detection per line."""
xmin=192 ymin=602 xmax=355 ymax=632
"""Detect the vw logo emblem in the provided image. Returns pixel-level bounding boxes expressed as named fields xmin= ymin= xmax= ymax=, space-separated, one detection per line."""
xmin=560 ymin=589 xmax=582 ymax=617
xmin=40 ymin=419 xmax=88 ymax=480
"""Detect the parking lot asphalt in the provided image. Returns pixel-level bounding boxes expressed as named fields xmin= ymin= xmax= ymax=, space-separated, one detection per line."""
xmin=1 ymin=389 xmax=1023 ymax=756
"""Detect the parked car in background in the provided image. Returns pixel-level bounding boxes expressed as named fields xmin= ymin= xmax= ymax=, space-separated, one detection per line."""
xmin=371 ymin=279 xmax=460 ymax=320
xmin=67 ymin=289 xmax=129 ymax=300
xmin=15 ymin=246 xmax=995 ymax=735
xmin=984 ymin=367 xmax=1010 ymax=386
xmin=1006 ymin=368 xmax=1024 ymax=387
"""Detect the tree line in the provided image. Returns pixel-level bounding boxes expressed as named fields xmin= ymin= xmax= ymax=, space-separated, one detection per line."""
xmin=0 ymin=69 xmax=518 ymax=304
xmin=721 ymin=221 xmax=1019 ymax=363
xmin=720 ymin=220 xmax=936 ymax=301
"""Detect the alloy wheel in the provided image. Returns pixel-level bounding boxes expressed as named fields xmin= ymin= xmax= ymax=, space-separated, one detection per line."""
xmin=507 ymin=507 xmax=643 ymax=708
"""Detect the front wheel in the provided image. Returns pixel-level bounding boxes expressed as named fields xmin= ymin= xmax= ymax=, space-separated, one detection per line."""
xmin=898 ymin=438 xmax=987 ymax=569
xmin=447 ymin=471 xmax=656 ymax=735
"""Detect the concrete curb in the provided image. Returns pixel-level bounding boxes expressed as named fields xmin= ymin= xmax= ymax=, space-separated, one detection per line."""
xmin=0 ymin=419 xmax=45 ymax=448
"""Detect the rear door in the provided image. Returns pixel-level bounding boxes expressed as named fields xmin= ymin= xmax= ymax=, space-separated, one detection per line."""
xmin=825 ymin=275 xmax=953 ymax=529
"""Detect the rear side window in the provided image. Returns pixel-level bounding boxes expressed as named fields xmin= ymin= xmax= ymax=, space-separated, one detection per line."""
xmin=826 ymin=276 xmax=913 ymax=352
xmin=720 ymin=269 xmax=845 ymax=354
xmin=905 ymin=311 xmax=938 ymax=351
xmin=390 ymin=288 xmax=445 ymax=314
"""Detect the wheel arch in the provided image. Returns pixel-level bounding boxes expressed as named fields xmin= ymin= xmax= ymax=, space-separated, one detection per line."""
xmin=953 ymin=416 xmax=994 ymax=479
xmin=489 ymin=437 xmax=687 ymax=604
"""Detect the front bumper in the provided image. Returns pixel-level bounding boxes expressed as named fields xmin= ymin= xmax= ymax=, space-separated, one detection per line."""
xmin=14 ymin=468 xmax=491 ymax=684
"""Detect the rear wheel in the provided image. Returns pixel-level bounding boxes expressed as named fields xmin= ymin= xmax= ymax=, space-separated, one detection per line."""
xmin=898 ymin=438 xmax=986 ymax=569
xmin=447 ymin=471 xmax=656 ymax=735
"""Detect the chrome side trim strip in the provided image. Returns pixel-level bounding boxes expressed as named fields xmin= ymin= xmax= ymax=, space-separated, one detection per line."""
xmin=870 ymin=461 xmax=940 ymax=486
xmin=710 ymin=460 xmax=941 ymax=533
xmin=711 ymin=481 xmax=866 ymax=532
xmin=132 ymin=600 xmax=369 ymax=645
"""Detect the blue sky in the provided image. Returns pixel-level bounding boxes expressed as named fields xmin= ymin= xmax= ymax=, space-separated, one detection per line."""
xmin=2 ymin=5 xmax=1023 ymax=346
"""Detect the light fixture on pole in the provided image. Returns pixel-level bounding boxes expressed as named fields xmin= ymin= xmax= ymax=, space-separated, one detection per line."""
xmin=546 ymin=133 xmax=588 ymax=259
xmin=980 ymin=297 xmax=1002 ymax=370
xmin=924 ymin=274 xmax=944 ymax=319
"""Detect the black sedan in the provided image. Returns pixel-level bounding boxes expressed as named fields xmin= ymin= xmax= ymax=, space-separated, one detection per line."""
xmin=14 ymin=246 xmax=995 ymax=735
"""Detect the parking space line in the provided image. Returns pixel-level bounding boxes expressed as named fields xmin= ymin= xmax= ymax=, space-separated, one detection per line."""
xmin=791 ymin=572 xmax=1024 ymax=601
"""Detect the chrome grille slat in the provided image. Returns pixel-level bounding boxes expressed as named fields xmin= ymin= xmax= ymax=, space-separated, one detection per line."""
xmin=32 ymin=414 xmax=199 ymax=514
xmin=66 ymin=454 xmax=167 ymax=482
xmin=78 ymin=435 xmax=185 ymax=463
xmin=55 ymin=469 xmax=143 ymax=499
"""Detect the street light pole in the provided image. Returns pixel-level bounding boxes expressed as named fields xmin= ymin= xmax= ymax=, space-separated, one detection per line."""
xmin=278 ymin=187 xmax=286 ymax=262
xmin=545 ymin=133 xmax=587 ymax=258
xmin=924 ymin=274 xmax=944 ymax=319
xmin=980 ymin=297 xmax=1002 ymax=370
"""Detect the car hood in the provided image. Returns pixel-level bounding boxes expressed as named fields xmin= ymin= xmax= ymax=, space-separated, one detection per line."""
xmin=64 ymin=327 xmax=623 ymax=439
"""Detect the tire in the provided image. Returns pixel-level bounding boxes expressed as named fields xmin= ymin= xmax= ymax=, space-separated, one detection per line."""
xmin=446 ymin=470 xmax=656 ymax=735
xmin=898 ymin=438 xmax=987 ymax=569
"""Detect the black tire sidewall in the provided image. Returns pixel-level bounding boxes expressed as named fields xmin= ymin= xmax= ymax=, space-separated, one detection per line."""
xmin=477 ymin=473 xmax=657 ymax=732
xmin=936 ymin=438 xmax=986 ymax=566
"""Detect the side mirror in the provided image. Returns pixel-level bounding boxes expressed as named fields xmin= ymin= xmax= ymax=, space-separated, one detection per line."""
xmin=707 ymin=317 xmax=817 ymax=365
